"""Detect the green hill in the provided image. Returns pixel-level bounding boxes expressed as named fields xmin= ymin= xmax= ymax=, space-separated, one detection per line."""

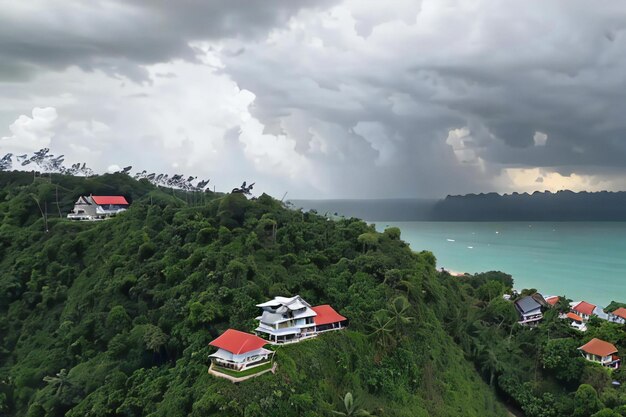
xmin=0 ymin=171 xmax=509 ymax=416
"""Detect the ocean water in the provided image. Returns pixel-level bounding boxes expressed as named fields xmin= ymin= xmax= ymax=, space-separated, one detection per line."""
xmin=374 ymin=221 xmax=626 ymax=306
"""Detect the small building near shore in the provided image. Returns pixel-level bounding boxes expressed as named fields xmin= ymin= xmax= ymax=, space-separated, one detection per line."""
xmin=566 ymin=312 xmax=587 ymax=331
xmin=209 ymin=329 xmax=274 ymax=374
xmin=545 ymin=296 xmax=560 ymax=307
xmin=572 ymin=301 xmax=597 ymax=322
xmin=578 ymin=338 xmax=621 ymax=369
xmin=67 ymin=195 xmax=129 ymax=221
xmin=608 ymin=307 xmax=626 ymax=325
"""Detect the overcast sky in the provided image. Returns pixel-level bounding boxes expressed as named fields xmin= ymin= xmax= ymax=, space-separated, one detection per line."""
xmin=1 ymin=1 xmax=626 ymax=198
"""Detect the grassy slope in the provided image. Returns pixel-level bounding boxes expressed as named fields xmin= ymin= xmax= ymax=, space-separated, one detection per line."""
xmin=0 ymin=171 xmax=507 ymax=417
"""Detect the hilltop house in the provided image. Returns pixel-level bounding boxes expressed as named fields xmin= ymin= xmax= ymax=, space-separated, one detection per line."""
xmin=514 ymin=295 xmax=546 ymax=326
xmin=571 ymin=301 xmax=597 ymax=322
xmin=209 ymin=329 xmax=274 ymax=374
xmin=67 ymin=195 xmax=129 ymax=221
xmin=255 ymin=295 xmax=347 ymax=343
xmin=608 ymin=307 xmax=626 ymax=325
xmin=579 ymin=338 xmax=621 ymax=369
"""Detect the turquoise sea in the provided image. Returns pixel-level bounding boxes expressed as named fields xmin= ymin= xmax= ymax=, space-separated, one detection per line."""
xmin=375 ymin=221 xmax=626 ymax=306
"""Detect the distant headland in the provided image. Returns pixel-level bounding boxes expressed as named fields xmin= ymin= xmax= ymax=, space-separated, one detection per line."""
xmin=292 ymin=190 xmax=626 ymax=221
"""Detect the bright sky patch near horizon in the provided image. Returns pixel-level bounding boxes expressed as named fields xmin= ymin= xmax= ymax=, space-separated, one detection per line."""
xmin=1 ymin=1 xmax=626 ymax=198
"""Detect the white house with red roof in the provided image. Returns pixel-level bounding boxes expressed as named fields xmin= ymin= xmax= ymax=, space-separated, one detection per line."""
xmin=608 ymin=307 xmax=626 ymax=325
xmin=255 ymin=295 xmax=347 ymax=344
xmin=571 ymin=301 xmax=597 ymax=322
xmin=208 ymin=329 xmax=274 ymax=373
xmin=68 ymin=195 xmax=129 ymax=221
xmin=579 ymin=338 xmax=621 ymax=369
xmin=565 ymin=312 xmax=587 ymax=332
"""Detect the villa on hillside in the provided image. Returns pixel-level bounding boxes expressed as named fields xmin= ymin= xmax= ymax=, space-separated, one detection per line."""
xmin=571 ymin=301 xmax=597 ymax=322
xmin=608 ymin=307 xmax=626 ymax=325
xmin=67 ymin=195 xmax=129 ymax=221
xmin=578 ymin=338 xmax=621 ymax=369
xmin=208 ymin=329 xmax=275 ymax=380
xmin=255 ymin=295 xmax=347 ymax=344
xmin=514 ymin=295 xmax=546 ymax=326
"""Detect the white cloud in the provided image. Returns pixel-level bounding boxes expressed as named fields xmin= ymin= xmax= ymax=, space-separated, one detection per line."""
xmin=1 ymin=107 xmax=58 ymax=154
xmin=533 ymin=131 xmax=548 ymax=146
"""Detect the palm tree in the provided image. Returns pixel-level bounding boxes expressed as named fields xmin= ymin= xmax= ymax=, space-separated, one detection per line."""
xmin=386 ymin=296 xmax=414 ymax=336
xmin=43 ymin=369 xmax=70 ymax=396
xmin=331 ymin=392 xmax=372 ymax=416
xmin=369 ymin=310 xmax=394 ymax=351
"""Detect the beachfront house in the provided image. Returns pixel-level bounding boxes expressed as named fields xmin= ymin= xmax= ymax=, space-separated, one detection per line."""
xmin=578 ymin=338 xmax=621 ymax=369
xmin=608 ymin=307 xmax=626 ymax=325
xmin=209 ymin=329 xmax=274 ymax=375
xmin=566 ymin=312 xmax=587 ymax=332
xmin=67 ymin=195 xmax=129 ymax=221
xmin=255 ymin=295 xmax=347 ymax=343
xmin=571 ymin=301 xmax=597 ymax=322
xmin=514 ymin=295 xmax=544 ymax=326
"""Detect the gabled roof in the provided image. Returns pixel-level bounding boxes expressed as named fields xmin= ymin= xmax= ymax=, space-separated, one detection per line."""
xmin=573 ymin=301 xmax=596 ymax=316
xmin=91 ymin=195 xmax=129 ymax=205
xmin=514 ymin=296 xmax=542 ymax=314
xmin=567 ymin=312 xmax=583 ymax=322
xmin=579 ymin=338 xmax=618 ymax=357
xmin=256 ymin=295 xmax=312 ymax=311
xmin=209 ymin=329 xmax=267 ymax=355
xmin=611 ymin=307 xmax=626 ymax=320
xmin=312 ymin=305 xmax=347 ymax=325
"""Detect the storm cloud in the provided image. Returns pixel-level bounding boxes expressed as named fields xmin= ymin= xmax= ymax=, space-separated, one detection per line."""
xmin=2 ymin=0 xmax=626 ymax=197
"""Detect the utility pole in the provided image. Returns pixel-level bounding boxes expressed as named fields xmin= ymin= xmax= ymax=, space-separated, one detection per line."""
xmin=55 ymin=185 xmax=62 ymax=218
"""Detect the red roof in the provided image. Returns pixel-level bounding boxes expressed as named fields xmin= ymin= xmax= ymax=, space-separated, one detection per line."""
xmin=546 ymin=296 xmax=560 ymax=306
xmin=573 ymin=301 xmax=596 ymax=316
xmin=312 ymin=305 xmax=347 ymax=326
xmin=567 ymin=312 xmax=583 ymax=322
xmin=209 ymin=329 xmax=267 ymax=354
xmin=91 ymin=195 xmax=129 ymax=205
xmin=579 ymin=338 xmax=618 ymax=357
xmin=612 ymin=307 xmax=626 ymax=320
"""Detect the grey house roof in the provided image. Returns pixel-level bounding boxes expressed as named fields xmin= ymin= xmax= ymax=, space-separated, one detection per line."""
xmin=515 ymin=296 xmax=542 ymax=314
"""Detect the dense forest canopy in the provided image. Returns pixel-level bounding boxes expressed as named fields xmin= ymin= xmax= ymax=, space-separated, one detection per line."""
xmin=0 ymin=171 xmax=625 ymax=417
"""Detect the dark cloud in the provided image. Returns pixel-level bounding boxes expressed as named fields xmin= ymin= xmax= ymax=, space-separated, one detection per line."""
xmin=0 ymin=0 xmax=336 ymax=81
xmin=3 ymin=0 xmax=626 ymax=198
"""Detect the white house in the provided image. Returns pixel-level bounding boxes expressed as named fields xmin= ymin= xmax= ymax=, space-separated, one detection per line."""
xmin=608 ymin=307 xmax=626 ymax=325
xmin=571 ymin=301 xmax=596 ymax=322
xmin=255 ymin=295 xmax=318 ymax=343
xmin=255 ymin=295 xmax=347 ymax=344
xmin=579 ymin=338 xmax=620 ymax=369
xmin=209 ymin=329 xmax=274 ymax=373
xmin=67 ymin=195 xmax=129 ymax=221
xmin=565 ymin=312 xmax=587 ymax=332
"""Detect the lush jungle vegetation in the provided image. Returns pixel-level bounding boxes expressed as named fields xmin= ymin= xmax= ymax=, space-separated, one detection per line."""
xmin=0 ymin=170 xmax=624 ymax=417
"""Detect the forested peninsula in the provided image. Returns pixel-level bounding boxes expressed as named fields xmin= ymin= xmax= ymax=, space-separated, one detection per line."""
xmin=0 ymin=171 xmax=625 ymax=417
